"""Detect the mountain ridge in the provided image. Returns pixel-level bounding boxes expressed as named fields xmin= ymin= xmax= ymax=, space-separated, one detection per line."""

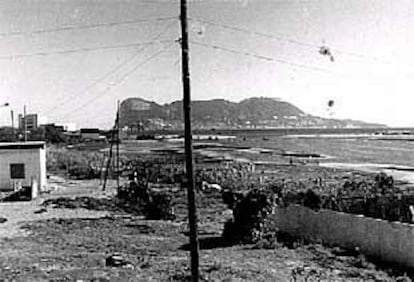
xmin=119 ymin=97 xmax=386 ymax=130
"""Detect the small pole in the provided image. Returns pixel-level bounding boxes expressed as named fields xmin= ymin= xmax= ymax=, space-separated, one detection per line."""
xmin=103 ymin=107 xmax=118 ymax=191
xmin=180 ymin=0 xmax=200 ymax=280
xmin=10 ymin=110 xmax=14 ymax=141
xmin=116 ymin=100 xmax=120 ymax=191
xmin=99 ymin=152 xmax=106 ymax=185
xmin=66 ymin=155 xmax=70 ymax=181
xmin=103 ymin=129 xmax=114 ymax=191
xmin=24 ymin=105 xmax=27 ymax=142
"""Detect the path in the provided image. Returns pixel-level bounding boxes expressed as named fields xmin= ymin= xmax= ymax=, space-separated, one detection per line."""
xmin=0 ymin=175 xmax=118 ymax=238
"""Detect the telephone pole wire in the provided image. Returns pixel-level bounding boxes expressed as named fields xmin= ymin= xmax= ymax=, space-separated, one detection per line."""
xmin=180 ymin=0 xmax=200 ymax=281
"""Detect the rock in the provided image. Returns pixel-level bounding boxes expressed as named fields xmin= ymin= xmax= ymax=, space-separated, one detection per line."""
xmin=105 ymin=254 xmax=134 ymax=269
xmin=0 ymin=217 xmax=7 ymax=223
xmin=34 ymin=208 xmax=47 ymax=214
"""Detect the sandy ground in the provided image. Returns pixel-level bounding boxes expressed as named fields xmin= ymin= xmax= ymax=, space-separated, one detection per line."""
xmin=0 ymin=175 xmax=117 ymax=239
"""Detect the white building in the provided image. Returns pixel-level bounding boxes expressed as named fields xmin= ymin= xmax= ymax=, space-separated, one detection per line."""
xmin=0 ymin=142 xmax=46 ymax=196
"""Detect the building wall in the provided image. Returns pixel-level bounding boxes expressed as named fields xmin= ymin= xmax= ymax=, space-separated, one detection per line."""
xmin=18 ymin=114 xmax=38 ymax=130
xmin=81 ymin=133 xmax=100 ymax=140
xmin=0 ymin=148 xmax=46 ymax=191
xmin=25 ymin=114 xmax=38 ymax=130
xmin=273 ymin=205 xmax=414 ymax=269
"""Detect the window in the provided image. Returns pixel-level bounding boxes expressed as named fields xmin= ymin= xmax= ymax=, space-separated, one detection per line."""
xmin=10 ymin=163 xmax=25 ymax=179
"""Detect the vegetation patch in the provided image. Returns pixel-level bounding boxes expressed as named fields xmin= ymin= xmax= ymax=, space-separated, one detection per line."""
xmin=42 ymin=196 xmax=142 ymax=214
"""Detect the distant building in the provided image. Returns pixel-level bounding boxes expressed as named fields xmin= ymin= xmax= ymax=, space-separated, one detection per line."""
xmin=18 ymin=114 xmax=38 ymax=131
xmin=64 ymin=131 xmax=80 ymax=144
xmin=0 ymin=141 xmax=46 ymax=197
xmin=80 ymin=128 xmax=103 ymax=141
xmin=40 ymin=123 xmax=65 ymax=132
xmin=61 ymin=122 xmax=77 ymax=132
xmin=39 ymin=123 xmax=66 ymax=143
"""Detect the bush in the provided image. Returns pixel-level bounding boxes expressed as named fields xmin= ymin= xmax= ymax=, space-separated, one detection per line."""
xmin=222 ymin=189 xmax=277 ymax=244
xmin=145 ymin=191 xmax=176 ymax=220
xmin=117 ymin=181 xmax=176 ymax=220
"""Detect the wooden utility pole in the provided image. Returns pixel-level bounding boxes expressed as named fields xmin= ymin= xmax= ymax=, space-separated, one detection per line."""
xmin=10 ymin=110 xmax=14 ymax=141
xmin=24 ymin=105 xmax=27 ymax=142
xmin=180 ymin=0 xmax=200 ymax=281
xmin=116 ymin=100 xmax=120 ymax=191
xmin=102 ymin=130 xmax=114 ymax=191
xmin=66 ymin=155 xmax=70 ymax=181
xmin=103 ymin=110 xmax=118 ymax=191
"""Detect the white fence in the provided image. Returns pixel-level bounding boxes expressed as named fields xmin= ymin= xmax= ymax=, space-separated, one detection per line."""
xmin=273 ymin=205 xmax=414 ymax=269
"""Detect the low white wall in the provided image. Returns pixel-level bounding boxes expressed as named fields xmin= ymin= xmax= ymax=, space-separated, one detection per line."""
xmin=273 ymin=205 xmax=414 ymax=269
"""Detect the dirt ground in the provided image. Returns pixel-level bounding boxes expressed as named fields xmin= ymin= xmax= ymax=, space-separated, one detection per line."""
xmin=0 ymin=174 xmax=411 ymax=281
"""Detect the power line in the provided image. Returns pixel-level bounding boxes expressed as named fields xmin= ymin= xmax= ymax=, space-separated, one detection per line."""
xmin=190 ymin=40 xmax=342 ymax=76
xmin=135 ymin=0 xmax=320 ymax=4
xmin=191 ymin=40 xmax=390 ymax=87
xmin=59 ymin=63 xmax=180 ymax=122
xmin=191 ymin=40 xmax=390 ymax=86
xmin=0 ymin=16 xmax=177 ymax=38
xmin=56 ymin=42 xmax=176 ymax=120
xmin=191 ymin=18 xmax=391 ymax=64
xmin=56 ymin=43 xmax=175 ymax=119
xmin=0 ymin=39 xmax=174 ymax=60
xmin=46 ymin=22 xmax=176 ymax=116
xmin=136 ymin=0 xmax=177 ymax=4
xmin=188 ymin=0 xmax=321 ymax=4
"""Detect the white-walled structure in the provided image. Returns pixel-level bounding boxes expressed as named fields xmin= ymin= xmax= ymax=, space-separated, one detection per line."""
xmin=0 ymin=142 xmax=46 ymax=194
xmin=273 ymin=205 xmax=414 ymax=269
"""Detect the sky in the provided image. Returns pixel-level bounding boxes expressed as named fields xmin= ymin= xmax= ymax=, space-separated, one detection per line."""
xmin=1 ymin=0 xmax=414 ymax=128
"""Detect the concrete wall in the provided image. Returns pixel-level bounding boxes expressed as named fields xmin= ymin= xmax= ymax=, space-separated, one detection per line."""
xmin=273 ymin=205 xmax=414 ymax=269
xmin=0 ymin=148 xmax=46 ymax=192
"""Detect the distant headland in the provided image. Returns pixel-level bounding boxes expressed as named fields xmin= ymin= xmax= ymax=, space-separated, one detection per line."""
xmin=119 ymin=97 xmax=387 ymax=131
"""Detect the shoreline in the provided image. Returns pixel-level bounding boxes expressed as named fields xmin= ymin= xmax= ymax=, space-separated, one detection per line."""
xmin=320 ymin=162 xmax=414 ymax=186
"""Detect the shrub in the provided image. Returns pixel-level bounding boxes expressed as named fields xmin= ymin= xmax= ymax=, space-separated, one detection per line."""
xmin=222 ymin=189 xmax=277 ymax=244
xmin=145 ymin=191 xmax=176 ymax=220
xmin=117 ymin=181 xmax=176 ymax=220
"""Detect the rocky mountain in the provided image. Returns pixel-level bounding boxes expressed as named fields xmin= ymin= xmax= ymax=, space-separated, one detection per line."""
xmin=119 ymin=97 xmax=385 ymax=130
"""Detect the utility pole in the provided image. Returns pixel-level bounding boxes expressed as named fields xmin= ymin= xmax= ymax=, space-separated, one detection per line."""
xmin=24 ymin=105 xmax=27 ymax=142
xmin=102 ymin=130 xmax=114 ymax=191
xmin=180 ymin=0 xmax=200 ymax=281
xmin=10 ymin=110 xmax=14 ymax=141
xmin=116 ymin=100 xmax=120 ymax=191
xmin=103 ymin=107 xmax=118 ymax=191
xmin=66 ymin=155 xmax=70 ymax=181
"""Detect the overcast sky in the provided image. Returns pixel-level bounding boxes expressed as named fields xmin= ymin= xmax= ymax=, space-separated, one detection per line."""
xmin=1 ymin=0 xmax=414 ymax=128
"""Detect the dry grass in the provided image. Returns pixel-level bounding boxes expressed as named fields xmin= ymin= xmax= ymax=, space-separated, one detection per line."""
xmin=0 ymin=181 xmax=408 ymax=281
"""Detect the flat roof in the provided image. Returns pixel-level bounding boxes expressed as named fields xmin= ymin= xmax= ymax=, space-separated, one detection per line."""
xmin=80 ymin=128 xmax=100 ymax=133
xmin=0 ymin=141 xmax=45 ymax=150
